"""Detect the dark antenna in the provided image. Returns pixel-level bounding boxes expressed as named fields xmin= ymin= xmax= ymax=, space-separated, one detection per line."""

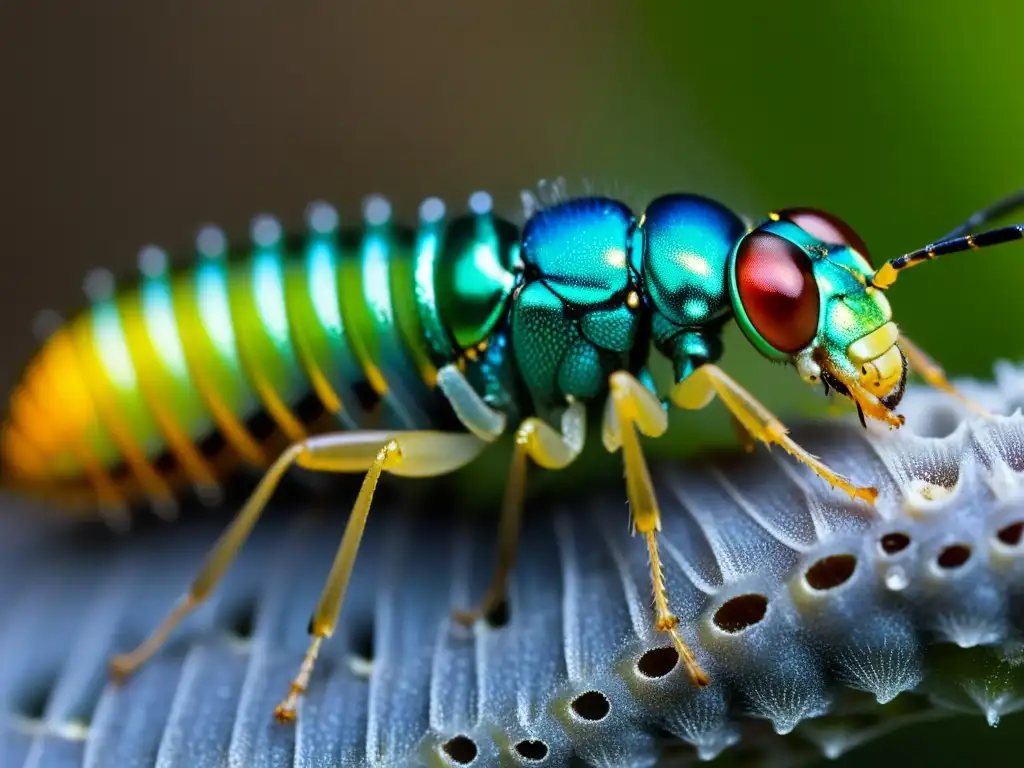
xmin=870 ymin=187 xmax=1024 ymax=290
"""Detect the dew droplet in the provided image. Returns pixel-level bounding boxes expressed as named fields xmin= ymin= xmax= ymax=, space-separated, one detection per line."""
xmin=884 ymin=565 xmax=908 ymax=591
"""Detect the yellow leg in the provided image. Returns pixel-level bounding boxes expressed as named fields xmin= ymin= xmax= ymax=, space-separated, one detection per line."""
xmin=107 ymin=429 xmax=486 ymax=723
xmin=605 ymin=371 xmax=710 ymax=689
xmin=672 ymin=364 xmax=878 ymax=505
xmin=453 ymin=403 xmax=585 ymax=624
xmin=898 ymin=336 xmax=992 ymax=418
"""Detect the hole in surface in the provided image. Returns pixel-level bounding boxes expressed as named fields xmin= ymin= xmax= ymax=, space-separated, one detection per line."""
xmin=515 ymin=739 xmax=549 ymax=762
xmin=349 ymin=621 xmax=375 ymax=664
xmin=570 ymin=690 xmax=610 ymax=721
xmin=880 ymin=531 xmax=911 ymax=555
xmin=442 ymin=735 xmax=477 ymax=764
xmin=17 ymin=680 xmax=52 ymax=721
xmin=804 ymin=553 xmax=857 ymax=590
xmin=485 ymin=598 xmax=510 ymax=628
xmin=636 ymin=646 xmax=679 ymax=678
xmin=713 ymin=594 xmax=768 ymax=633
xmin=226 ymin=599 xmax=257 ymax=641
xmin=997 ymin=521 xmax=1024 ymax=547
xmin=914 ymin=405 xmax=962 ymax=439
xmin=937 ymin=544 xmax=971 ymax=569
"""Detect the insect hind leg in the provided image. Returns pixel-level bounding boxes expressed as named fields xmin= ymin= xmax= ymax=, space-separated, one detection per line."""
xmin=107 ymin=428 xmax=487 ymax=724
xmin=604 ymin=371 xmax=709 ymax=689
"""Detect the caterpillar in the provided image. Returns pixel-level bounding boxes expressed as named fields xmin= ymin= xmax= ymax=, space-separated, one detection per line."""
xmin=2 ymin=180 xmax=1022 ymax=724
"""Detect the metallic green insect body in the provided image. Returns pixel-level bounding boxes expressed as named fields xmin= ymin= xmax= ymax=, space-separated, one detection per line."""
xmin=4 ymin=180 xmax=1022 ymax=725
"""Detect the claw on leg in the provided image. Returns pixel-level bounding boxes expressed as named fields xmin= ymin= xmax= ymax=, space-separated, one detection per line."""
xmin=671 ymin=364 xmax=879 ymax=505
xmin=607 ymin=371 xmax=710 ymax=688
xmin=898 ymin=335 xmax=992 ymax=418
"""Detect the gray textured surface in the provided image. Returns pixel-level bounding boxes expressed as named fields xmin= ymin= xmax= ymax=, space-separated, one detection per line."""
xmin=2 ymin=363 xmax=1024 ymax=767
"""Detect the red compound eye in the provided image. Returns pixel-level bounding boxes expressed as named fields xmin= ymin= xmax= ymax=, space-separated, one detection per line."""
xmin=775 ymin=207 xmax=872 ymax=264
xmin=736 ymin=232 xmax=820 ymax=353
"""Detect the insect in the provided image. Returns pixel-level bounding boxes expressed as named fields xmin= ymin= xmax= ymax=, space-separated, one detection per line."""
xmin=2 ymin=181 xmax=1021 ymax=724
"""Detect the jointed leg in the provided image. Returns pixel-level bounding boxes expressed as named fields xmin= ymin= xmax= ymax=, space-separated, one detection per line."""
xmin=453 ymin=402 xmax=585 ymax=624
xmin=672 ymin=364 xmax=879 ymax=505
xmin=897 ymin=336 xmax=992 ymax=417
xmin=108 ymin=429 xmax=486 ymax=723
xmin=436 ymin=363 xmax=507 ymax=441
xmin=605 ymin=371 xmax=709 ymax=688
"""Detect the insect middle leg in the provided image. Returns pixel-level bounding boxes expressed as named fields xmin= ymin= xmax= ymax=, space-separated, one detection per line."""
xmin=671 ymin=364 xmax=878 ymax=504
xmin=603 ymin=371 xmax=710 ymax=688
xmin=452 ymin=401 xmax=586 ymax=624
xmin=107 ymin=428 xmax=487 ymax=723
xmin=896 ymin=337 xmax=992 ymax=417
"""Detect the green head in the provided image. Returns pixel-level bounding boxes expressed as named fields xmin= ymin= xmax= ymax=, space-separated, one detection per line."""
xmin=727 ymin=208 xmax=906 ymax=425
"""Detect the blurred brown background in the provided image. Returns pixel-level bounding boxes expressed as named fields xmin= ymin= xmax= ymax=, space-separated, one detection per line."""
xmin=2 ymin=1 xmax=1023 ymax=764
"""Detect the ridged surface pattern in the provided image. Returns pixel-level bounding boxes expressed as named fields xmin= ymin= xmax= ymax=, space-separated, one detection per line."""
xmin=3 ymin=363 xmax=1024 ymax=767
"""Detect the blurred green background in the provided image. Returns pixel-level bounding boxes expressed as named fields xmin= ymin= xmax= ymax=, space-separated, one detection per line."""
xmin=2 ymin=0 xmax=1023 ymax=764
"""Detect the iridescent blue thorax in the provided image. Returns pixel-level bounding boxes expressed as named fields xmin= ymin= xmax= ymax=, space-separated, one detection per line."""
xmin=506 ymin=194 xmax=747 ymax=418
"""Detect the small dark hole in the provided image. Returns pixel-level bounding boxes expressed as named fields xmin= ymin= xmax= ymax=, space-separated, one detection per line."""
xmin=937 ymin=544 xmax=971 ymax=569
xmin=485 ymin=598 xmax=510 ymax=628
xmin=442 ymin=735 xmax=477 ymax=764
xmin=805 ymin=554 xmax=857 ymax=590
xmin=713 ymin=593 xmax=768 ymax=633
xmin=570 ymin=690 xmax=610 ymax=721
xmin=997 ymin=521 xmax=1024 ymax=547
xmin=636 ymin=646 xmax=679 ymax=678
xmin=350 ymin=622 xmax=375 ymax=664
xmin=515 ymin=739 xmax=549 ymax=762
xmin=880 ymin=531 xmax=911 ymax=555
xmin=226 ymin=600 xmax=257 ymax=641
xmin=18 ymin=681 xmax=52 ymax=720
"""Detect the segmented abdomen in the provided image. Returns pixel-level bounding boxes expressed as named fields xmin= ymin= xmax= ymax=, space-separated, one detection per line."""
xmin=0 ymin=193 xmax=515 ymax=515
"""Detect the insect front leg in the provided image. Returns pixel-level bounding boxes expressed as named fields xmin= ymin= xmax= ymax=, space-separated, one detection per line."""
xmin=603 ymin=371 xmax=710 ymax=689
xmin=108 ymin=428 xmax=487 ymax=724
xmin=671 ymin=364 xmax=878 ymax=504
xmin=896 ymin=336 xmax=992 ymax=417
xmin=452 ymin=400 xmax=586 ymax=625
